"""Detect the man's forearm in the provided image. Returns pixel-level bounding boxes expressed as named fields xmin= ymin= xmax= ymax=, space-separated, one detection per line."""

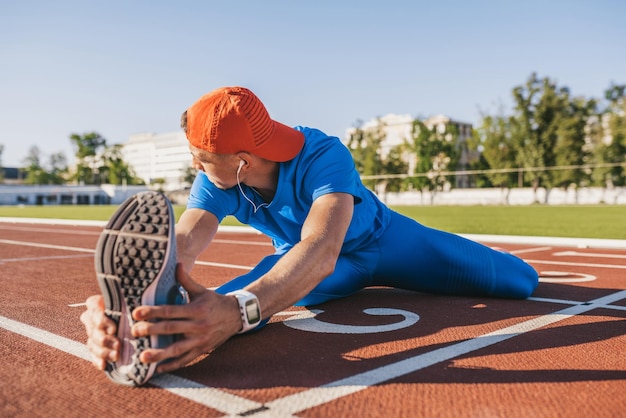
xmin=175 ymin=209 xmax=220 ymax=273
xmin=245 ymin=193 xmax=354 ymax=320
xmin=246 ymin=235 xmax=338 ymax=320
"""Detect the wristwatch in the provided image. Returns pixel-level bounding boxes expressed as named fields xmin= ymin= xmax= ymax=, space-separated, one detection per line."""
xmin=227 ymin=290 xmax=262 ymax=333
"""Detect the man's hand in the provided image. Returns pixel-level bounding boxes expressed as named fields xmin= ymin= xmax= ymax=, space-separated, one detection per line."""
xmin=130 ymin=264 xmax=242 ymax=373
xmin=80 ymin=295 xmax=120 ymax=370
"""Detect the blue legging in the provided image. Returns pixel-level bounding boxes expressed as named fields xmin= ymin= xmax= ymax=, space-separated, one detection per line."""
xmin=217 ymin=211 xmax=539 ymax=306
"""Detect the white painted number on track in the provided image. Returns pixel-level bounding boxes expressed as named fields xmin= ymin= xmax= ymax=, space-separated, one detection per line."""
xmin=277 ymin=308 xmax=420 ymax=334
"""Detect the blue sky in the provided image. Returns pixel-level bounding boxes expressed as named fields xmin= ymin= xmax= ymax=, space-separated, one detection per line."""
xmin=1 ymin=0 xmax=624 ymax=167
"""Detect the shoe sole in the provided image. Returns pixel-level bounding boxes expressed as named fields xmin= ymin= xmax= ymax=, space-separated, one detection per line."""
xmin=94 ymin=191 xmax=176 ymax=386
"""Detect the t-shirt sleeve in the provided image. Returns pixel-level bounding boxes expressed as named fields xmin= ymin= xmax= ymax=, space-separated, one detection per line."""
xmin=303 ymin=139 xmax=363 ymax=204
xmin=186 ymin=172 xmax=238 ymax=222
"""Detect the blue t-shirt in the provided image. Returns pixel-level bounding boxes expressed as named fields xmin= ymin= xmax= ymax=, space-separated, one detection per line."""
xmin=187 ymin=126 xmax=391 ymax=254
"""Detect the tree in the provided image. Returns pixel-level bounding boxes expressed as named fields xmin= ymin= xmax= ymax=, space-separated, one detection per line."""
xmin=99 ymin=144 xmax=143 ymax=185
xmin=382 ymin=144 xmax=408 ymax=192
xmin=21 ymin=147 xmax=68 ymax=184
xmin=590 ymin=84 xmax=626 ymax=195
xmin=47 ymin=151 xmax=68 ymax=184
xmin=151 ymin=177 xmax=166 ymax=192
xmin=180 ymin=165 xmax=198 ymax=188
xmin=70 ymin=132 xmax=107 ymax=160
xmin=69 ymin=132 xmax=143 ymax=185
xmin=70 ymin=132 xmax=107 ymax=184
xmin=405 ymin=119 xmax=459 ymax=203
xmin=22 ymin=146 xmax=47 ymax=184
xmin=473 ymin=113 xmax=519 ymax=194
xmin=511 ymin=73 xmax=570 ymax=202
xmin=346 ymin=120 xmax=385 ymax=192
xmin=606 ymin=99 xmax=626 ymax=189
xmin=551 ymin=97 xmax=595 ymax=192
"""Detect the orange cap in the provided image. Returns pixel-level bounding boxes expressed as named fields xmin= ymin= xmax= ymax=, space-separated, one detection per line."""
xmin=185 ymin=86 xmax=304 ymax=162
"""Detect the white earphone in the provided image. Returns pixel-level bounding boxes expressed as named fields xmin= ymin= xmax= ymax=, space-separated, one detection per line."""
xmin=237 ymin=159 xmax=245 ymax=176
xmin=236 ymin=158 xmax=268 ymax=213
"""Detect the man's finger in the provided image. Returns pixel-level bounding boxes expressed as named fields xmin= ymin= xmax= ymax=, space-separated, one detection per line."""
xmin=131 ymin=314 xmax=197 ymax=337
xmin=86 ymin=337 xmax=118 ymax=367
xmin=139 ymin=338 xmax=204 ymax=372
xmin=85 ymin=294 xmax=105 ymax=310
xmin=132 ymin=301 xmax=194 ymax=322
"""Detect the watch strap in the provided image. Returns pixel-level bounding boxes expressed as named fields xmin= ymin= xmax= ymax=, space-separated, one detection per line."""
xmin=227 ymin=289 xmax=262 ymax=334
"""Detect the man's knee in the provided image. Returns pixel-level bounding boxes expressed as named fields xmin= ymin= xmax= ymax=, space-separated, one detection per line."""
xmin=500 ymin=262 xmax=539 ymax=299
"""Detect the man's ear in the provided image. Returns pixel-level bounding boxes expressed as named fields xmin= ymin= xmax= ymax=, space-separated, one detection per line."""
xmin=236 ymin=152 xmax=252 ymax=168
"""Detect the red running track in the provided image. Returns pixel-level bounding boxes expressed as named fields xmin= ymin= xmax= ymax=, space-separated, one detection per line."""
xmin=1 ymin=220 xmax=625 ymax=417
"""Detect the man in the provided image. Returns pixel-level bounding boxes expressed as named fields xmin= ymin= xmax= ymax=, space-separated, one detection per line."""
xmin=81 ymin=86 xmax=538 ymax=385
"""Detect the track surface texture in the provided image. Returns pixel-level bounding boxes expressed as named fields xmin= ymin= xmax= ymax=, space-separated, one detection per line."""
xmin=1 ymin=219 xmax=625 ymax=417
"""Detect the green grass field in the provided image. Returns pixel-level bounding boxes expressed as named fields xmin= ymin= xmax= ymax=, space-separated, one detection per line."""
xmin=0 ymin=204 xmax=624 ymax=239
xmin=389 ymin=205 xmax=626 ymax=239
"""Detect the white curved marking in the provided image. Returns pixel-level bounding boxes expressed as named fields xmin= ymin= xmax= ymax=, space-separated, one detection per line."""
xmin=280 ymin=308 xmax=420 ymax=334
xmin=539 ymin=271 xmax=596 ymax=283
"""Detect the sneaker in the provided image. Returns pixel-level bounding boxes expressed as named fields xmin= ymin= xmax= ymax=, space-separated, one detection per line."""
xmin=94 ymin=191 xmax=188 ymax=386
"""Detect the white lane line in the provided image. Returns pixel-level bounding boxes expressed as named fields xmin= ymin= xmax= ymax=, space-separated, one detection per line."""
xmin=597 ymin=304 xmax=626 ymax=311
xmin=527 ymin=296 xmax=582 ymax=305
xmin=149 ymin=374 xmax=263 ymax=415
xmin=0 ymin=225 xmax=269 ymax=245
xmin=553 ymin=251 xmax=626 ymax=260
xmin=1 ymin=254 xmax=93 ymax=263
xmin=0 ymin=239 xmax=95 ymax=253
xmin=0 ymin=315 xmax=263 ymax=414
xmin=0 ymin=225 xmax=101 ymax=235
xmin=194 ymin=260 xmax=254 ymax=271
xmin=461 ymin=234 xmax=626 ymax=250
xmin=509 ymin=246 xmax=552 ymax=255
xmin=528 ymin=296 xmax=626 ymax=311
xmin=525 ymin=259 xmax=626 ymax=270
xmin=0 ymin=315 xmax=92 ymax=361
xmin=241 ymin=290 xmax=626 ymax=417
xmin=0 ymin=239 xmax=256 ymax=270
xmin=0 ymin=223 xmax=267 ymax=245
xmin=212 ymin=239 xmax=271 ymax=247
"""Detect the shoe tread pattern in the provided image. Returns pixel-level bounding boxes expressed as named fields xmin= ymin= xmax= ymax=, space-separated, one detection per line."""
xmin=94 ymin=191 xmax=173 ymax=386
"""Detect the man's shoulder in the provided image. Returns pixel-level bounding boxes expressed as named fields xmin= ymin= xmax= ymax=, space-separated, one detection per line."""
xmin=295 ymin=126 xmax=338 ymax=141
xmin=295 ymin=126 xmax=347 ymax=153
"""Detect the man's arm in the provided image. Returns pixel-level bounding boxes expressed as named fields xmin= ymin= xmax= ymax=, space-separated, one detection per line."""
xmin=132 ymin=192 xmax=354 ymax=372
xmin=79 ymin=207 xmax=221 ymax=371
xmin=246 ymin=192 xmax=354 ymax=319
xmin=175 ymin=208 xmax=220 ymax=273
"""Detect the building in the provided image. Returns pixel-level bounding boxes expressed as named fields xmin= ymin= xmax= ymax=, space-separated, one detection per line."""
xmin=0 ymin=184 xmax=148 ymax=206
xmin=345 ymin=114 xmax=475 ymax=188
xmin=121 ymin=132 xmax=191 ymax=191
xmin=353 ymin=114 xmax=414 ymax=159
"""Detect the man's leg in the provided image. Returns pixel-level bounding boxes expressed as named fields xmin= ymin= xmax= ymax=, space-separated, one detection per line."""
xmin=295 ymin=248 xmax=375 ymax=306
xmin=215 ymin=254 xmax=282 ymax=295
xmin=216 ymin=249 xmax=374 ymax=307
xmin=372 ymin=212 xmax=538 ymax=298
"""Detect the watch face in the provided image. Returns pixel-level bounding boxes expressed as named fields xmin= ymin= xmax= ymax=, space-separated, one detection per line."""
xmin=244 ymin=299 xmax=261 ymax=324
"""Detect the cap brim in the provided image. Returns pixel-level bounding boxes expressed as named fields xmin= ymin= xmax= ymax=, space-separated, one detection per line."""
xmin=252 ymin=121 xmax=305 ymax=162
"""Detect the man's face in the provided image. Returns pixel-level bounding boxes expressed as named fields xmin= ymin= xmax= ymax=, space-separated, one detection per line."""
xmin=189 ymin=146 xmax=238 ymax=190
